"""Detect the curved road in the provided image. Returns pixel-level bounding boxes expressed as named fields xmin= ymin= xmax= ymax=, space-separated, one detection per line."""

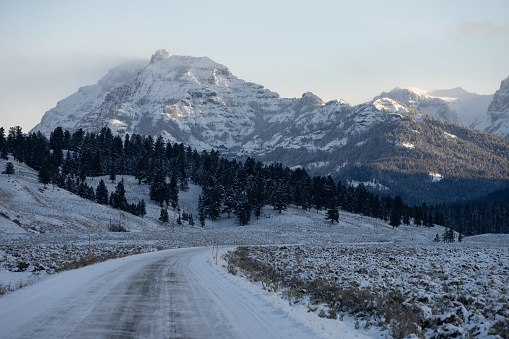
xmin=0 ymin=247 xmax=315 ymax=338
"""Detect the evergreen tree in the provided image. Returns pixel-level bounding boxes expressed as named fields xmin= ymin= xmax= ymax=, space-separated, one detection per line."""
xmin=134 ymin=155 xmax=149 ymax=184
xmin=234 ymin=190 xmax=251 ymax=225
xmin=272 ymin=181 xmax=289 ymax=214
xmin=371 ymin=194 xmax=382 ymax=219
xmin=311 ymin=176 xmax=325 ymax=211
xmin=95 ymin=179 xmax=109 ymax=205
xmin=109 ymin=162 xmax=116 ymax=183
xmin=61 ymin=151 xmax=73 ymax=175
xmin=138 ymin=199 xmax=147 ymax=217
xmin=466 ymin=222 xmax=474 ymax=236
xmin=77 ymin=182 xmax=88 ymax=198
xmin=442 ymin=227 xmax=455 ymax=243
xmin=1 ymin=145 xmax=8 ymax=160
xmin=177 ymin=155 xmax=188 ymax=191
xmin=87 ymin=184 xmax=96 ymax=200
xmin=111 ymin=179 xmax=128 ymax=210
xmin=326 ymin=207 xmax=340 ymax=224
xmin=8 ymin=126 xmax=24 ymax=162
xmin=198 ymin=194 xmax=206 ymax=227
xmin=38 ymin=159 xmax=53 ymax=188
xmin=251 ymin=177 xmax=265 ymax=219
xmin=324 ymin=176 xmax=339 ymax=224
xmin=414 ymin=206 xmax=423 ymax=227
xmin=202 ymin=183 xmax=222 ymax=220
xmin=0 ymin=127 xmax=4 ymax=151
xmin=3 ymin=162 xmax=14 ymax=177
xmin=389 ymin=196 xmax=404 ymax=227
xmin=50 ymin=127 xmax=64 ymax=150
xmin=448 ymin=228 xmax=455 ymax=242
xmin=52 ymin=147 xmax=63 ymax=167
xmin=150 ymin=170 xmax=168 ymax=207
xmin=159 ymin=208 xmax=169 ymax=223
xmin=354 ymin=184 xmax=370 ymax=215
xmin=0 ymin=128 xmax=7 ymax=160
xmin=403 ymin=210 xmax=411 ymax=226
xmin=168 ymin=171 xmax=179 ymax=209
xmin=222 ymin=187 xmax=235 ymax=218
xmin=389 ymin=209 xmax=402 ymax=228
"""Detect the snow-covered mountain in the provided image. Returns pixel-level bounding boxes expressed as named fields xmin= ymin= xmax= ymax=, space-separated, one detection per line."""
xmin=31 ymin=50 xmax=509 ymax=203
xmin=32 ymin=59 xmax=148 ymax=135
xmin=28 ymin=50 xmax=427 ymax=168
xmin=28 ymin=50 xmax=402 ymax=169
xmin=374 ymin=87 xmax=493 ymax=128
xmin=477 ymin=76 xmax=509 ymax=139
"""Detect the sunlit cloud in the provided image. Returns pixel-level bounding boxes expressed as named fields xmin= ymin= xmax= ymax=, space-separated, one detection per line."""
xmin=448 ymin=20 xmax=509 ymax=39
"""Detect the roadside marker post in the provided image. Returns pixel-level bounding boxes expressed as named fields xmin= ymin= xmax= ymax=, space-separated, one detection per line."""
xmin=215 ymin=232 xmax=219 ymax=265
xmin=89 ymin=234 xmax=92 ymax=265
xmin=212 ymin=236 xmax=216 ymax=256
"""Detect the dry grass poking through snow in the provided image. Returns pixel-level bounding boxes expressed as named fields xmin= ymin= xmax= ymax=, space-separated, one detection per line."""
xmin=0 ymin=241 xmax=168 ymax=295
xmin=226 ymin=244 xmax=509 ymax=338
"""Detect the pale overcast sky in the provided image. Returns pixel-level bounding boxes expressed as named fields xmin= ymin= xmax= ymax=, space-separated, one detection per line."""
xmin=1 ymin=0 xmax=508 ymax=131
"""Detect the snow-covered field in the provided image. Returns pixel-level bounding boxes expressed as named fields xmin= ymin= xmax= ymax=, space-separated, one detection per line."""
xmin=1 ymin=157 xmax=508 ymax=337
xmin=225 ymin=242 xmax=509 ymax=338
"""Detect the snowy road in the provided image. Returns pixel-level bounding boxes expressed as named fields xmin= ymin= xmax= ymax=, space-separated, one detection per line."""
xmin=0 ymin=247 xmax=316 ymax=339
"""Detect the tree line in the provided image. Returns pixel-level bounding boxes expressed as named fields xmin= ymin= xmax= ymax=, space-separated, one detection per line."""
xmin=1 ymin=126 xmax=507 ymax=235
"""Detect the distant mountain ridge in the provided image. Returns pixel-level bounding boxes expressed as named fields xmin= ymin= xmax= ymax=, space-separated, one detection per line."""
xmin=374 ymin=80 xmax=509 ymax=141
xmin=30 ymin=50 xmax=509 ymax=204
xmin=374 ymin=86 xmax=494 ymax=129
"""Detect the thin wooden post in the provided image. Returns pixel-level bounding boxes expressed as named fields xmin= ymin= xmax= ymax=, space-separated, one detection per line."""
xmin=215 ymin=232 xmax=219 ymax=265
xmin=89 ymin=234 xmax=92 ymax=265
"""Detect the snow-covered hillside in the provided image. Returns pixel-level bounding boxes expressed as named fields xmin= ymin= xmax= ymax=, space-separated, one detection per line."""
xmin=0 ymin=158 xmax=163 ymax=233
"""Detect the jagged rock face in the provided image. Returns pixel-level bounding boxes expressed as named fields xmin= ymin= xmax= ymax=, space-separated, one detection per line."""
xmin=483 ymin=76 xmax=509 ymax=139
xmin=489 ymin=76 xmax=509 ymax=116
xmin=375 ymin=87 xmax=493 ymax=129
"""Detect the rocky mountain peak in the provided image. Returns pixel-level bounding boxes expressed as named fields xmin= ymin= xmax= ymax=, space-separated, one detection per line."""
xmin=150 ymin=49 xmax=172 ymax=63
xmin=487 ymin=75 xmax=509 ymax=120
xmin=300 ymin=92 xmax=324 ymax=106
